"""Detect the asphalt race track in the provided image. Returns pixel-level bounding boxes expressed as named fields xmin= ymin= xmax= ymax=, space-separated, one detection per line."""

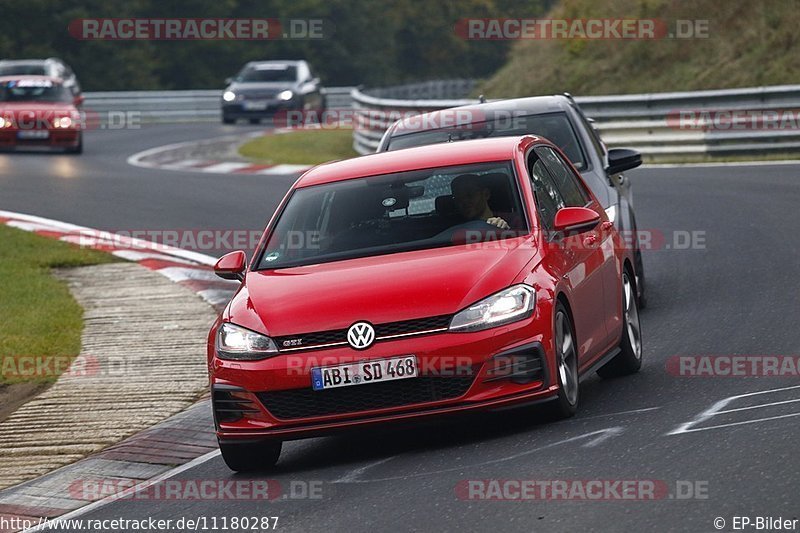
xmin=2 ymin=125 xmax=799 ymax=532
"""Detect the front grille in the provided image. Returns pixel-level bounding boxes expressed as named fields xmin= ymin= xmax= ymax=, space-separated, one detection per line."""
xmin=273 ymin=314 xmax=452 ymax=351
xmin=257 ymin=375 xmax=475 ymax=420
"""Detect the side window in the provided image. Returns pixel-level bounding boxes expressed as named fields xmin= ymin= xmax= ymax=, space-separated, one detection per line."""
xmin=535 ymin=146 xmax=589 ymax=208
xmin=528 ymin=152 xmax=565 ymax=230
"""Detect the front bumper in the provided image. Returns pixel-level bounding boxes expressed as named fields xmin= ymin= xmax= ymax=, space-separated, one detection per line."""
xmin=0 ymin=129 xmax=80 ymax=150
xmin=222 ymin=100 xmax=300 ymax=119
xmin=211 ymin=315 xmax=558 ymax=442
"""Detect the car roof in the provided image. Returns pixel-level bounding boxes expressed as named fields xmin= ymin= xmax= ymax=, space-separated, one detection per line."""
xmin=391 ymin=95 xmax=573 ymax=136
xmin=0 ymin=75 xmax=62 ymax=84
xmin=295 ymin=135 xmax=546 ymax=188
xmin=0 ymin=59 xmax=50 ymax=66
xmin=246 ymin=60 xmax=302 ymax=67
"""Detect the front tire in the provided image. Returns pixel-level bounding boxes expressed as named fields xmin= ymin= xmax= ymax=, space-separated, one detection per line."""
xmin=597 ymin=271 xmax=642 ymax=378
xmin=547 ymin=302 xmax=579 ymax=419
xmin=219 ymin=439 xmax=282 ymax=472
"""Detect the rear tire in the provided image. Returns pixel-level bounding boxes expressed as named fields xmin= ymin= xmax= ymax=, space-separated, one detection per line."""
xmin=222 ymin=116 xmax=235 ymax=125
xmin=219 ymin=439 xmax=282 ymax=472
xmin=547 ymin=302 xmax=579 ymax=419
xmin=249 ymin=118 xmax=261 ymax=125
xmin=597 ymin=270 xmax=642 ymax=378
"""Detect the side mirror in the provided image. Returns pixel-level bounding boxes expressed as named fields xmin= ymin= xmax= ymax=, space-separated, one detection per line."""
xmin=553 ymin=207 xmax=600 ymax=234
xmin=606 ymin=148 xmax=642 ymax=175
xmin=224 ymin=77 xmax=233 ymax=85
xmin=214 ymin=251 xmax=246 ymax=281
xmin=73 ymin=95 xmax=85 ymax=106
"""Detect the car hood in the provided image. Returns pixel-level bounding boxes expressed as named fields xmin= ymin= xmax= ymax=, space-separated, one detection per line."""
xmin=227 ymin=241 xmax=537 ymax=337
xmin=0 ymin=102 xmax=76 ymax=113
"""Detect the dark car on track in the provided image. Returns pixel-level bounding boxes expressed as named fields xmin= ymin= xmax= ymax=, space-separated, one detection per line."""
xmin=209 ymin=135 xmax=643 ymax=471
xmin=221 ymin=60 xmax=325 ymax=124
xmin=377 ymin=95 xmax=647 ymax=306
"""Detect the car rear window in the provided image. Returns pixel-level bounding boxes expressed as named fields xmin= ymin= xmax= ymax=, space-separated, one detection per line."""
xmin=257 ymin=161 xmax=528 ymax=269
xmin=386 ymin=111 xmax=586 ymax=170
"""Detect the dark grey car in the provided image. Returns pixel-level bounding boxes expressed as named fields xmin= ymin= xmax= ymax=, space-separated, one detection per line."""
xmin=221 ymin=60 xmax=325 ymax=124
xmin=376 ymin=95 xmax=647 ymax=306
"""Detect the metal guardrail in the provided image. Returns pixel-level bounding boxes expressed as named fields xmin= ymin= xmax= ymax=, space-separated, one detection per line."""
xmin=83 ymin=86 xmax=355 ymax=124
xmin=351 ymin=83 xmax=800 ymax=161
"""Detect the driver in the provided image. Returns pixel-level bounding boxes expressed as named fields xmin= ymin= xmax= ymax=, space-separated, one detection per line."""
xmin=451 ymin=174 xmax=510 ymax=229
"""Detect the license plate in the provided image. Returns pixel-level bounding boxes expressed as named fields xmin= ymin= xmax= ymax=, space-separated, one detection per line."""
xmin=243 ymin=101 xmax=269 ymax=111
xmin=311 ymin=355 xmax=418 ymax=391
xmin=17 ymin=130 xmax=49 ymax=139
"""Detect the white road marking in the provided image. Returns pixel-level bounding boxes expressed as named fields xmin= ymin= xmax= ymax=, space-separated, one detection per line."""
xmin=715 ymin=397 xmax=800 ymax=415
xmin=162 ymin=159 xmax=206 ymax=169
xmin=154 ymin=266 xmax=221 ymax=283
xmin=333 ymin=456 xmax=397 ymax=483
xmin=258 ymin=164 xmax=311 ymax=174
xmin=334 ymin=426 xmax=627 ymax=484
xmin=200 ymin=162 xmax=253 ymax=173
xmin=582 ymin=426 xmax=625 ymax=447
xmin=578 ymin=406 xmax=662 ymax=421
xmin=668 ymin=412 xmax=800 ymax=435
xmin=667 ymin=384 xmax=800 ymax=435
xmin=21 ymin=450 xmax=222 ymax=533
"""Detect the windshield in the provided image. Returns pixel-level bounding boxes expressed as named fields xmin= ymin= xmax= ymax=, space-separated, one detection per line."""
xmin=0 ymin=64 xmax=46 ymax=76
xmin=387 ymin=112 xmax=586 ymax=170
xmin=257 ymin=161 xmax=528 ymax=269
xmin=237 ymin=65 xmax=298 ymax=83
xmin=0 ymin=80 xmax=72 ymax=102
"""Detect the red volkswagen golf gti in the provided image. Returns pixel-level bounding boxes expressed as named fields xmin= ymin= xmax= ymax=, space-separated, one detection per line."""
xmin=208 ymin=135 xmax=643 ymax=471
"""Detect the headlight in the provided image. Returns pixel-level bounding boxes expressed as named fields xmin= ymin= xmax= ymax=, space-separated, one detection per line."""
xmin=277 ymin=90 xmax=293 ymax=101
xmin=604 ymin=205 xmax=617 ymax=224
xmin=449 ymin=284 xmax=536 ymax=332
xmin=222 ymin=90 xmax=237 ymax=102
xmin=216 ymin=323 xmax=279 ymax=360
xmin=0 ymin=117 xmax=5 ymax=128
xmin=54 ymin=117 xmax=72 ymax=128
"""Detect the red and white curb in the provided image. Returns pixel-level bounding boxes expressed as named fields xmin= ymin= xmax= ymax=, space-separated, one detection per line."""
xmin=0 ymin=210 xmax=238 ymax=310
xmin=126 ymin=130 xmax=312 ymax=176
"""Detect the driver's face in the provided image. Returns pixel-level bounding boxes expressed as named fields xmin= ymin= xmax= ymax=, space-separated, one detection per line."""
xmin=453 ymin=184 xmax=490 ymax=220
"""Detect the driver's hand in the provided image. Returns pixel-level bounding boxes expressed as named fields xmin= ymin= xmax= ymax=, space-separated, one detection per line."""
xmin=486 ymin=217 xmax=510 ymax=229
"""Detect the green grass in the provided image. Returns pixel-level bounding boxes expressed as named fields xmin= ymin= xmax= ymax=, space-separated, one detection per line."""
xmin=0 ymin=224 xmax=117 ymax=384
xmin=239 ymin=128 xmax=358 ymax=165
xmin=480 ymin=0 xmax=800 ymax=97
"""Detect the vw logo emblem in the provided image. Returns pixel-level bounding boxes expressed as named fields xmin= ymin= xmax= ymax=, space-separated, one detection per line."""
xmin=347 ymin=322 xmax=375 ymax=350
